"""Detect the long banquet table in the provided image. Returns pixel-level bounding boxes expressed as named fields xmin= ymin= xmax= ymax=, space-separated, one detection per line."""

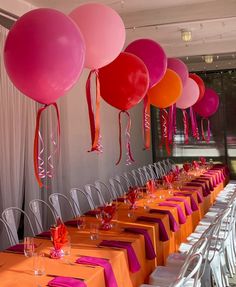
xmin=0 ymin=164 xmax=229 ymax=287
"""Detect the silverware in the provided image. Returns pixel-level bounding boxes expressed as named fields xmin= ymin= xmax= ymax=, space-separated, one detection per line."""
xmin=47 ymin=274 xmax=84 ymax=281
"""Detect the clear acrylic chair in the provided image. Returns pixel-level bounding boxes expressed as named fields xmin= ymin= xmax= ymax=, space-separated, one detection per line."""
xmin=69 ymin=188 xmax=95 ymax=215
xmin=29 ymin=199 xmax=57 ymax=234
xmin=0 ymin=217 xmax=16 ymax=246
xmin=94 ymin=180 xmax=114 ymax=203
xmin=49 ymin=193 xmax=77 ymax=221
xmin=109 ymin=177 xmax=125 ymax=198
xmin=132 ymin=169 xmax=146 ymax=186
xmin=84 ymin=184 xmax=106 ymax=208
xmin=1 ymin=207 xmax=35 ymax=245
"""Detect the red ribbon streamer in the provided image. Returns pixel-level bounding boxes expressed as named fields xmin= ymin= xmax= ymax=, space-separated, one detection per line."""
xmin=86 ymin=70 xmax=102 ymax=152
xmin=33 ymin=103 xmax=60 ymax=188
xmin=201 ymin=118 xmax=211 ymax=143
xmin=160 ymin=109 xmax=171 ymax=155
xmin=143 ymin=95 xmax=151 ymax=150
xmin=168 ymin=105 xmax=175 ymax=144
xmin=116 ymin=111 xmax=135 ymax=166
xmin=189 ymin=107 xmax=199 ymax=140
xmin=182 ymin=109 xmax=189 ymax=144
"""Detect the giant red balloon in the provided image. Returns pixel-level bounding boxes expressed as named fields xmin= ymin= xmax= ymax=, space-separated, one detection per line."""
xmin=99 ymin=52 xmax=149 ymax=110
xmin=193 ymin=88 xmax=219 ymax=117
xmin=189 ymin=73 xmax=205 ymax=102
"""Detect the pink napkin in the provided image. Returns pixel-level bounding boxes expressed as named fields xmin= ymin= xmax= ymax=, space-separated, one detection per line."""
xmin=48 ymin=276 xmax=86 ymax=287
xmin=180 ymin=187 xmax=203 ymax=203
xmin=158 ymin=202 xmax=186 ymax=224
xmin=124 ymin=227 xmax=156 ymax=260
xmin=36 ymin=231 xmax=51 ymax=239
xmin=166 ymin=197 xmax=193 ymax=215
xmin=174 ymin=192 xmax=199 ymax=211
xmin=136 ymin=216 xmax=169 ymax=241
xmin=149 ymin=209 xmax=179 ymax=232
xmin=99 ymin=240 xmax=141 ymax=273
xmin=76 ymin=256 xmax=118 ymax=287
xmin=185 ymin=182 xmax=209 ymax=197
xmin=6 ymin=243 xmax=25 ymax=254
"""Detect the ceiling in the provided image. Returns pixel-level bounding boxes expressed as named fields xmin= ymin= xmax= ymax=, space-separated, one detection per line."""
xmin=3 ymin=0 xmax=236 ymax=71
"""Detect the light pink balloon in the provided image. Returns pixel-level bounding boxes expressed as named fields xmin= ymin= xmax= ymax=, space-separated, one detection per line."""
xmin=176 ymin=78 xmax=200 ymax=109
xmin=69 ymin=3 xmax=126 ymax=69
xmin=168 ymin=58 xmax=189 ymax=85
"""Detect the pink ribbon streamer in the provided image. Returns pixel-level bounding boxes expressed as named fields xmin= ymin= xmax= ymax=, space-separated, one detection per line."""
xmin=168 ymin=105 xmax=174 ymax=144
xmin=189 ymin=107 xmax=199 ymax=140
xmin=201 ymin=118 xmax=211 ymax=143
xmin=160 ymin=109 xmax=171 ymax=155
xmin=182 ymin=109 xmax=189 ymax=144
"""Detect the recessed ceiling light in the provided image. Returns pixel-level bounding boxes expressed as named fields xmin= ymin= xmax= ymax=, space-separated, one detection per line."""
xmin=181 ymin=30 xmax=192 ymax=42
xmin=204 ymin=55 xmax=214 ymax=64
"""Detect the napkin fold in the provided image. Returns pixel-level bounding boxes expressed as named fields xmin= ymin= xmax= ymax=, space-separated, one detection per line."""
xmin=124 ymin=227 xmax=156 ymax=260
xmin=36 ymin=231 xmax=51 ymax=239
xmin=185 ymin=182 xmax=209 ymax=197
xmin=174 ymin=192 xmax=199 ymax=211
xmin=136 ymin=216 xmax=169 ymax=241
xmin=48 ymin=276 xmax=86 ymax=287
xmin=84 ymin=209 xmax=101 ymax=217
xmin=180 ymin=187 xmax=203 ymax=203
xmin=158 ymin=202 xmax=186 ymax=224
xmin=99 ymin=240 xmax=141 ymax=273
xmin=65 ymin=220 xmax=78 ymax=227
xmin=76 ymin=256 xmax=118 ymax=287
xmin=6 ymin=243 xmax=25 ymax=254
xmin=149 ymin=209 xmax=179 ymax=232
xmin=166 ymin=197 xmax=193 ymax=215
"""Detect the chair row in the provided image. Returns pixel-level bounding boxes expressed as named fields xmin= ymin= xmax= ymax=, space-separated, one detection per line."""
xmin=0 ymin=158 xmax=176 ymax=248
xmin=140 ymin=180 xmax=236 ymax=287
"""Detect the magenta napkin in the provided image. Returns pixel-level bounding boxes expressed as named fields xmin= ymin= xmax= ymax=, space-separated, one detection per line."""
xmin=205 ymin=171 xmax=220 ymax=184
xmin=116 ymin=197 xmax=125 ymax=202
xmin=166 ymin=197 xmax=193 ymax=215
xmin=6 ymin=243 xmax=25 ymax=254
xmin=174 ymin=192 xmax=199 ymax=211
xmin=84 ymin=209 xmax=101 ymax=217
xmin=185 ymin=182 xmax=209 ymax=197
xmin=200 ymin=175 xmax=216 ymax=188
xmin=180 ymin=187 xmax=203 ymax=203
xmin=99 ymin=240 xmax=141 ymax=273
xmin=36 ymin=231 xmax=51 ymax=239
xmin=124 ymin=227 xmax=156 ymax=260
xmin=158 ymin=202 xmax=186 ymax=224
xmin=136 ymin=216 xmax=169 ymax=241
xmin=149 ymin=209 xmax=179 ymax=232
xmin=76 ymin=256 xmax=118 ymax=287
xmin=65 ymin=220 xmax=79 ymax=227
xmin=191 ymin=179 xmax=212 ymax=193
xmin=48 ymin=276 xmax=86 ymax=287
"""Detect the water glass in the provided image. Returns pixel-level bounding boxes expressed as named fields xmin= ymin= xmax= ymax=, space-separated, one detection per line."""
xmin=24 ymin=237 xmax=35 ymax=257
xmin=62 ymin=235 xmax=71 ymax=256
xmin=33 ymin=252 xmax=45 ymax=276
xmin=89 ymin=223 xmax=99 ymax=240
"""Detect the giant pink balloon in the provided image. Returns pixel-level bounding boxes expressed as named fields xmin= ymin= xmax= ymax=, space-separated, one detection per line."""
xmin=168 ymin=58 xmax=189 ymax=85
xmin=176 ymin=78 xmax=199 ymax=109
xmin=4 ymin=8 xmax=85 ymax=105
xmin=69 ymin=3 xmax=125 ymax=69
xmin=125 ymin=39 xmax=167 ymax=88
xmin=193 ymin=88 xmax=220 ymax=117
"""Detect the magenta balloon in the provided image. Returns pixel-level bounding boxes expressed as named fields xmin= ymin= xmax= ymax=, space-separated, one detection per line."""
xmin=4 ymin=8 xmax=85 ymax=105
xmin=176 ymin=78 xmax=199 ymax=109
xmin=70 ymin=3 xmax=125 ymax=69
xmin=168 ymin=58 xmax=189 ymax=85
xmin=193 ymin=88 xmax=220 ymax=117
xmin=125 ymin=39 xmax=167 ymax=88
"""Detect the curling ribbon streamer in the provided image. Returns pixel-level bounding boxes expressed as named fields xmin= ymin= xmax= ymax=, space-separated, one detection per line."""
xmin=143 ymin=95 xmax=151 ymax=150
xmin=182 ymin=109 xmax=189 ymax=144
xmin=116 ymin=111 xmax=135 ymax=166
xmin=168 ymin=105 xmax=174 ymax=144
xmin=173 ymin=104 xmax=177 ymax=134
xmin=34 ymin=103 xmax=60 ymax=188
xmin=86 ymin=70 xmax=102 ymax=152
xmin=201 ymin=118 xmax=211 ymax=143
xmin=189 ymin=107 xmax=199 ymax=140
xmin=160 ymin=109 xmax=171 ymax=155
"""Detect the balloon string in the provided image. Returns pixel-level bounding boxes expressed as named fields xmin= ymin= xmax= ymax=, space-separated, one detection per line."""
xmin=160 ymin=109 xmax=171 ymax=155
xmin=201 ymin=118 xmax=211 ymax=143
xmin=33 ymin=103 xmax=60 ymax=188
xmin=143 ymin=95 xmax=151 ymax=150
xmin=86 ymin=70 xmax=102 ymax=153
xmin=116 ymin=111 xmax=135 ymax=165
xmin=173 ymin=104 xmax=177 ymax=134
xmin=182 ymin=109 xmax=189 ymax=144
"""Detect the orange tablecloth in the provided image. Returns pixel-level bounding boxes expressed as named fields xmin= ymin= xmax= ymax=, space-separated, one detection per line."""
xmin=0 ymin=165 xmax=229 ymax=287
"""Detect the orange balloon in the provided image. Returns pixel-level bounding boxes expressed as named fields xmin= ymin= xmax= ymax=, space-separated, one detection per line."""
xmin=148 ymin=69 xmax=182 ymax=108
